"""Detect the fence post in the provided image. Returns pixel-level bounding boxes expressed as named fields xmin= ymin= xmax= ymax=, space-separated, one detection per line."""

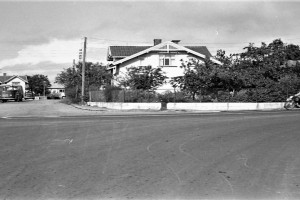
xmin=174 ymin=89 xmax=176 ymax=103
xmin=89 ymin=91 xmax=91 ymax=102
xmin=123 ymin=89 xmax=126 ymax=102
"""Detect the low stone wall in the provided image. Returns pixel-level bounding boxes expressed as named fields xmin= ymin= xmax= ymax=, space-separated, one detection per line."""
xmin=87 ymin=102 xmax=285 ymax=111
xmin=167 ymin=102 xmax=285 ymax=111
xmin=87 ymin=102 xmax=161 ymax=110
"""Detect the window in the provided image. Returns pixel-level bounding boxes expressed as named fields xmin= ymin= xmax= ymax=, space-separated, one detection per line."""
xmin=164 ymin=58 xmax=170 ymax=66
xmin=12 ymin=82 xmax=20 ymax=86
xmin=159 ymin=54 xmax=175 ymax=66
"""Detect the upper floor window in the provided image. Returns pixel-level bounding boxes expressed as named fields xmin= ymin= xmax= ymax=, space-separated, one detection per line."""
xmin=12 ymin=82 xmax=20 ymax=86
xmin=159 ymin=54 xmax=175 ymax=66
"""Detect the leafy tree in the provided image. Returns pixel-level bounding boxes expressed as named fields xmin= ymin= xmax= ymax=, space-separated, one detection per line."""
xmin=55 ymin=62 xmax=112 ymax=101
xmin=27 ymin=74 xmax=51 ymax=95
xmin=285 ymin=44 xmax=300 ymax=60
xmin=170 ymin=59 xmax=217 ymax=100
xmin=214 ymin=50 xmax=244 ymax=92
xmin=117 ymin=66 xmax=167 ymax=91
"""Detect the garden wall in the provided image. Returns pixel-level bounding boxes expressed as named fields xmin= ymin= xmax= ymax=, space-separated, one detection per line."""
xmin=87 ymin=102 xmax=285 ymax=111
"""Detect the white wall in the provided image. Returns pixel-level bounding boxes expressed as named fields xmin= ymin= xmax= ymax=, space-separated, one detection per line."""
xmin=49 ymin=88 xmax=65 ymax=94
xmin=88 ymin=102 xmax=285 ymax=111
xmin=6 ymin=77 xmax=26 ymax=94
xmin=167 ymin=102 xmax=285 ymax=111
xmin=88 ymin=102 xmax=161 ymax=110
xmin=115 ymin=52 xmax=203 ymax=91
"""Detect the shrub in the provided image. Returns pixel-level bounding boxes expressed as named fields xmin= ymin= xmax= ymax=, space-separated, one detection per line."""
xmin=65 ymin=87 xmax=81 ymax=103
xmin=104 ymin=85 xmax=122 ymax=102
xmin=47 ymin=93 xmax=61 ymax=99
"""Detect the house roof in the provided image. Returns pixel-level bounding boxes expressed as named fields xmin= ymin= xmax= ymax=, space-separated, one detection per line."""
xmin=49 ymin=83 xmax=65 ymax=89
xmin=0 ymin=75 xmax=28 ymax=84
xmin=109 ymin=46 xmax=150 ymax=59
xmin=108 ymin=45 xmax=212 ymax=61
xmin=107 ymin=41 xmax=222 ymax=67
xmin=184 ymin=46 xmax=212 ymax=58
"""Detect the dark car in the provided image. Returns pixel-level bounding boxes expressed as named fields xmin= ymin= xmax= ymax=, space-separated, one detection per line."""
xmin=24 ymin=90 xmax=35 ymax=100
xmin=0 ymin=84 xmax=24 ymax=102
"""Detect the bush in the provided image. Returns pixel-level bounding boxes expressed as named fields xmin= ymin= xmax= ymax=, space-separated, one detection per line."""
xmin=104 ymin=85 xmax=122 ymax=102
xmin=158 ymin=91 xmax=197 ymax=103
xmin=65 ymin=87 xmax=81 ymax=103
xmin=158 ymin=91 xmax=174 ymax=103
xmin=115 ymin=89 xmax=158 ymax=102
xmin=47 ymin=93 xmax=61 ymax=99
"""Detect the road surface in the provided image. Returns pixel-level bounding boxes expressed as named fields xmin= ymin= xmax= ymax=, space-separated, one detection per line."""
xmin=0 ymin=100 xmax=300 ymax=199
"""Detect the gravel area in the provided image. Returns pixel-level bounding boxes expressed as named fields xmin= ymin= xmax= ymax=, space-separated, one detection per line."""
xmin=0 ymin=99 xmax=107 ymax=117
xmin=0 ymin=99 xmax=172 ymax=118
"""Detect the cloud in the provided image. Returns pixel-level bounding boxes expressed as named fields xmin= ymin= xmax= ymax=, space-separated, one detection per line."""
xmin=0 ymin=38 xmax=109 ymax=68
xmin=0 ymin=38 xmax=113 ymax=83
xmin=0 ymin=61 xmax=70 ymax=83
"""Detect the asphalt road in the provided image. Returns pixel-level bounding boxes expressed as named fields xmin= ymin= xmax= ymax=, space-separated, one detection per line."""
xmin=1 ymin=100 xmax=300 ymax=199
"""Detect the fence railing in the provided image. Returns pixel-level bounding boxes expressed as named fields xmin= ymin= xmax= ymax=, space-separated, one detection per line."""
xmin=89 ymin=89 xmax=172 ymax=103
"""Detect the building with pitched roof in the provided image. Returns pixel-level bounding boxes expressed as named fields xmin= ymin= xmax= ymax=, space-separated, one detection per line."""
xmin=0 ymin=73 xmax=29 ymax=94
xmin=107 ymin=39 xmax=221 ymax=91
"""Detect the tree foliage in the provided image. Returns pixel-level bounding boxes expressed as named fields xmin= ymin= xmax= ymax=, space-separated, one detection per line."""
xmin=55 ymin=62 xmax=112 ymax=101
xmin=117 ymin=66 xmax=167 ymax=91
xmin=171 ymin=38 xmax=300 ymax=102
xmin=171 ymin=59 xmax=217 ymax=100
xmin=27 ymin=74 xmax=51 ymax=95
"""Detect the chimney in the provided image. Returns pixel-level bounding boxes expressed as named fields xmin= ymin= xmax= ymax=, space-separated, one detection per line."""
xmin=171 ymin=40 xmax=181 ymax=44
xmin=154 ymin=39 xmax=162 ymax=46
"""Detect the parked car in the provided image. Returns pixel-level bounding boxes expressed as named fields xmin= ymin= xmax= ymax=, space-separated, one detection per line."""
xmin=47 ymin=93 xmax=61 ymax=99
xmin=0 ymin=84 xmax=23 ymax=102
xmin=47 ymin=89 xmax=65 ymax=99
xmin=24 ymin=90 xmax=35 ymax=100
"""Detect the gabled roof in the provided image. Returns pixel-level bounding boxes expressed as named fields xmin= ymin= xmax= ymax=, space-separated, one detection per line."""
xmin=184 ymin=46 xmax=212 ymax=58
xmin=107 ymin=41 xmax=221 ymax=67
xmin=108 ymin=46 xmax=150 ymax=59
xmin=107 ymin=45 xmax=213 ymax=61
xmin=0 ymin=75 xmax=28 ymax=84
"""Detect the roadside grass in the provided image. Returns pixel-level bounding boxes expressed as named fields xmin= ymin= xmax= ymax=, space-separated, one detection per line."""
xmin=59 ymin=97 xmax=73 ymax=105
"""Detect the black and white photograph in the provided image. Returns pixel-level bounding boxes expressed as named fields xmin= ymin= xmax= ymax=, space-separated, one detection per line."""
xmin=1 ymin=0 xmax=300 ymax=199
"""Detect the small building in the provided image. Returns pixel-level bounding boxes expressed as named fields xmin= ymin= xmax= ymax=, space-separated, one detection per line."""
xmin=0 ymin=73 xmax=28 ymax=94
xmin=48 ymin=84 xmax=66 ymax=99
xmin=107 ymin=39 xmax=221 ymax=91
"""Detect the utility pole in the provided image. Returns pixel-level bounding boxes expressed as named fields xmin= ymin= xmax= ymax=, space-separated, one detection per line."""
xmin=43 ymin=81 xmax=46 ymax=97
xmin=81 ymin=37 xmax=87 ymax=104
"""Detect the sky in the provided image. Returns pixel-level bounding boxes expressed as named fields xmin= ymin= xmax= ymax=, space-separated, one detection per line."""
xmin=0 ymin=0 xmax=300 ymax=84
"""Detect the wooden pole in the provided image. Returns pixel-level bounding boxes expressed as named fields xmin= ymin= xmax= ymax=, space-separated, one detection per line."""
xmin=81 ymin=37 xmax=87 ymax=104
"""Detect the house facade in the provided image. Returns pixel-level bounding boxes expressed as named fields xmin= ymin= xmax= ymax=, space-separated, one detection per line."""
xmin=48 ymin=84 xmax=66 ymax=99
xmin=107 ymin=39 xmax=221 ymax=91
xmin=0 ymin=73 xmax=28 ymax=94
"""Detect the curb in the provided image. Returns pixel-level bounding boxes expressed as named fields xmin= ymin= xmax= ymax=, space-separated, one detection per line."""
xmin=70 ymin=104 xmax=107 ymax=111
xmin=70 ymin=104 xmax=222 ymax=114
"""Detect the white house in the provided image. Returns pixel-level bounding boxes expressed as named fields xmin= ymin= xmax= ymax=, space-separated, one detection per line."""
xmin=48 ymin=84 xmax=66 ymax=98
xmin=0 ymin=73 xmax=28 ymax=94
xmin=107 ymin=39 xmax=221 ymax=91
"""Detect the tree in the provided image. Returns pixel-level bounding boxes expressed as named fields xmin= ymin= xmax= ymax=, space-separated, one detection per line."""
xmin=55 ymin=62 xmax=112 ymax=101
xmin=170 ymin=59 xmax=217 ymax=100
xmin=117 ymin=66 xmax=167 ymax=91
xmin=27 ymin=74 xmax=51 ymax=95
